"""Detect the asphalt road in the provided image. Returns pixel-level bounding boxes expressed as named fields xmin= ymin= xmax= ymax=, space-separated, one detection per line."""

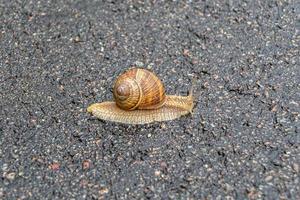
xmin=1 ymin=0 xmax=299 ymax=199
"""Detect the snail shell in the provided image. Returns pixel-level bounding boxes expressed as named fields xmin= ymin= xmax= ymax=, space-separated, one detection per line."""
xmin=87 ymin=68 xmax=194 ymax=124
xmin=113 ymin=68 xmax=166 ymax=110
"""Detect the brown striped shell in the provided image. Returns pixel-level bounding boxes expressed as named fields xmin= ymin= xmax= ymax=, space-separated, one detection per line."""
xmin=113 ymin=68 xmax=166 ymax=110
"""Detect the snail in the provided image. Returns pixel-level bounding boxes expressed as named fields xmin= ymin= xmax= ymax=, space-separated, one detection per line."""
xmin=87 ymin=68 xmax=194 ymax=124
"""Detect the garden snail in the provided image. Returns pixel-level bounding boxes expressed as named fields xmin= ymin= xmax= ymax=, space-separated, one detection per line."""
xmin=87 ymin=68 xmax=194 ymax=124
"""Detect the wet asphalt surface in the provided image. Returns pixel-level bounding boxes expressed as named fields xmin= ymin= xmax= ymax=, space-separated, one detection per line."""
xmin=1 ymin=0 xmax=300 ymax=199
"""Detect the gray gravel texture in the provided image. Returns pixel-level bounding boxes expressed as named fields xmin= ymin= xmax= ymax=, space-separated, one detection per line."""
xmin=1 ymin=0 xmax=300 ymax=199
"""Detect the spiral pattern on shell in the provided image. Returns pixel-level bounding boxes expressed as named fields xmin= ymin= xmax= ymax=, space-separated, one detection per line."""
xmin=113 ymin=68 xmax=166 ymax=110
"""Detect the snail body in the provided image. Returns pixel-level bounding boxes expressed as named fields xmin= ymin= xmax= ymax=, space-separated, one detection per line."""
xmin=87 ymin=68 xmax=194 ymax=124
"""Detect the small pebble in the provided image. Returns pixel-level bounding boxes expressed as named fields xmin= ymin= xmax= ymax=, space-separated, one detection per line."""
xmin=292 ymin=163 xmax=299 ymax=173
xmin=134 ymin=61 xmax=144 ymax=67
xmin=265 ymin=176 xmax=273 ymax=182
xmin=49 ymin=163 xmax=60 ymax=171
xmin=6 ymin=172 xmax=16 ymax=181
xmin=99 ymin=188 xmax=109 ymax=195
xmin=82 ymin=160 xmax=91 ymax=170
xmin=154 ymin=170 xmax=161 ymax=176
